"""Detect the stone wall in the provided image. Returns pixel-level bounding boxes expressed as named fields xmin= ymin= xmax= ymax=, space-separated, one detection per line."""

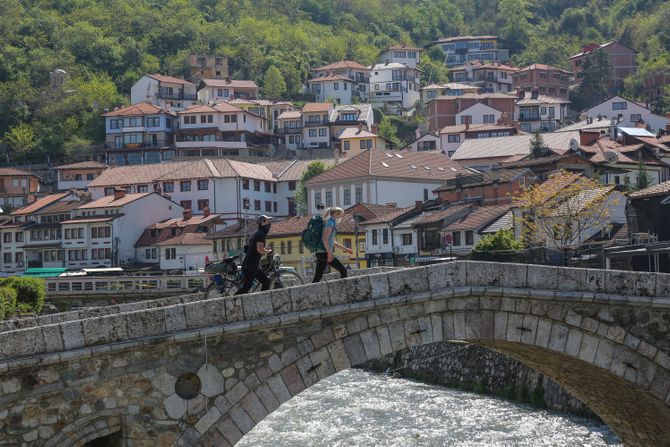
xmin=364 ymin=341 xmax=596 ymax=418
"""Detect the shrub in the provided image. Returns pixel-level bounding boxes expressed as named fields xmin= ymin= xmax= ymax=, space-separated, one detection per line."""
xmin=0 ymin=287 xmax=18 ymax=320
xmin=0 ymin=277 xmax=46 ymax=315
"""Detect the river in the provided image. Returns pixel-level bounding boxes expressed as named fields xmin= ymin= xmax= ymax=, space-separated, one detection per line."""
xmin=238 ymin=369 xmax=621 ymax=447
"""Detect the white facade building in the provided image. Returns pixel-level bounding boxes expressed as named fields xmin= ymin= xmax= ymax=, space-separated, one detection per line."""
xmin=130 ymin=74 xmax=197 ymax=111
xmin=307 ymin=75 xmax=355 ymax=105
xmin=378 ymin=45 xmax=422 ymax=70
xmin=369 ymin=62 xmax=421 ymax=115
xmin=456 ymin=103 xmax=503 ymax=126
xmin=586 ymin=96 xmax=670 ymax=133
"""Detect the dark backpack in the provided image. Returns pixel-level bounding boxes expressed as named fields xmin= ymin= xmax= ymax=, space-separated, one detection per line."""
xmin=301 ymin=215 xmax=325 ymax=252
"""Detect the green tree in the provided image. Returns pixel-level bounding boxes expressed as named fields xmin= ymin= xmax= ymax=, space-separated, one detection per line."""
xmin=263 ymin=65 xmax=287 ymax=100
xmin=529 ymin=132 xmax=548 ymax=159
xmin=377 ymin=113 xmax=400 ymax=145
xmin=576 ymin=49 xmax=612 ymax=108
xmin=295 ymin=160 xmax=332 ymax=215
xmin=474 ymin=229 xmax=523 ymax=251
xmin=635 ymin=161 xmax=651 ymax=191
xmin=499 ymin=0 xmax=530 ymax=44
xmin=2 ymin=123 xmax=36 ymax=162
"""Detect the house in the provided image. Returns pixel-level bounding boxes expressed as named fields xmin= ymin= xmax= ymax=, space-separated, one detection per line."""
xmin=197 ymin=77 xmax=259 ymax=103
xmin=86 ymin=158 xmax=281 ymax=221
xmin=585 ymin=96 xmax=669 ymax=133
xmin=426 ymin=92 xmax=516 ymax=132
xmin=456 ymin=102 xmax=510 ymax=126
xmin=369 ymin=62 xmax=421 ymax=115
xmin=101 ymin=102 xmax=177 ymax=166
xmin=379 ymin=45 xmax=423 ymax=69
xmin=301 ymin=102 xmax=335 ymax=153
xmin=412 ymin=204 xmax=473 ymax=256
xmin=55 ymin=161 xmax=108 ymax=191
xmin=226 ymin=99 xmax=295 ymax=133
xmin=570 ymin=42 xmax=636 ymax=94
xmin=307 ymin=75 xmax=356 ymax=105
xmin=312 ymin=60 xmax=370 ymax=102
xmin=643 ymin=67 xmax=670 ymax=112
xmin=515 ymin=90 xmax=570 ymax=133
xmin=363 ymin=201 xmax=426 ymax=267
xmin=440 ymin=204 xmax=514 ymax=254
xmin=276 ymin=110 xmax=303 ymax=152
xmin=450 ymin=62 xmax=518 ymax=94
xmin=337 ymin=127 xmax=391 ymax=157
xmin=439 ymin=123 xmax=518 ymax=156
xmin=207 ymin=219 xmax=258 ymax=260
xmin=0 ymin=168 xmax=41 ymax=209
xmin=402 ymin=132 xmax=440 ymax=152
xmin=134 ymin=209 xmax=221 ymax=271
xmin=330 ymin=104 xmax=375 ymax=139
xmin=305 ymin=150 xmax=469 ymax=214
xmin=420 ymin=82 xmax=480 ymax=102
xmin=188 ymin=54 xmax=229 ymax=84
xmin=65 ymin=190 xmax=183 ymax=268
xmin=434 ymin=168 xmax=535 ymax=205
xmin=129 ymin=74 xmax=197 ymax=111
xmin=0 ymin=192 xmax=80 ymax=274
xmin=176 ymin=103 xmax=272 ymax=158
xmin=512 ymin=64 xmax=572 ymax=99
xmin=450 ymin=131 xmax=580 ymax=171
xmin=627 ymin=180 xmax=670 ymax=242
xmin=433 ymin=35 xmax=509 ymax=68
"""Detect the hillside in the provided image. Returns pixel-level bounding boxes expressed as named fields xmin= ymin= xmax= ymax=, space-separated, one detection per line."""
xmin=1 ymin=0 xmax=669 ymax=164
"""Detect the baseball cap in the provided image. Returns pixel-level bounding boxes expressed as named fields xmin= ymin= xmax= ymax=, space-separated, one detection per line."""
xmin=257 ymin=215 xmax=273 ymax=224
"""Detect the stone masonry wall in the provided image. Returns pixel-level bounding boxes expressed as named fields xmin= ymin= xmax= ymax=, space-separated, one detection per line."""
xmin=364 ymin=341 xmax=596 ymax=417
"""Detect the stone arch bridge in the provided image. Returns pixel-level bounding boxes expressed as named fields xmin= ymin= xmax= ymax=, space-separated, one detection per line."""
xmin=1 ymin=261 xmax=670 ymax=446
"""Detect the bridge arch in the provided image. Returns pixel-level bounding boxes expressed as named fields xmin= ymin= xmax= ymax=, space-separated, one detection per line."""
xmin=0 ymin=262 xmax=669 ymax=446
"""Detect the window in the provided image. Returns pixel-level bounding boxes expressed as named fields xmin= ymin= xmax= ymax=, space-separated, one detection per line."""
xmin=92 ymin=227 xmax=111 ymax=238
xmin=254 ymin=200 xmax=261 ymax=211
xmin=86 ymin=173 xmax=95 ymax=180
xmin=287 ymin=238 xmax=293 ymax=253
xmin=146 ymin=117 xmax=160 ymax=127
xmin=288 ymin=181 xmax=296 ymax=191
xmin=163 ymin=182 xmax=174 ymax=193
xmin=447 ymin=134 xmax=461 ymax=143
xmin=254 ymin=180 xmax=261 ymax=191
xmin=180 ymin=181 xmax=191 ymax=192
xmin=548 ymin=107 xmax=555 ymax=119
xmin=2 ymin=233 xmax=11 ymax=243
xmin=360 ymin=139 xmax=373 ymax=150
xmin=343 ymin=141 xmax=350 ymax=151
xmin=452 ymin=232 xmax=461 ymax=246
xmin=145 ymin=248 xmax=157 ymax=260
xmin=3 ymin=253 xmax=11 ymax=264
xmin=483 ymin=114 xmax=495 ymax=123
xmin=343 ymin=189 xmax=351 ymax=205
xmin=540 ymin=107 xmax=547 ymax=115
xmin=280 ymin=241 xmax=286 ymax=254
xmin=382 ymin=229 xmax=389 ymax=244
xmin=612 ymin=102 xmax=627 ymax=110
xmin=460 ymin=115 xmax=472 ymax=124
xmin=264 ymin=182 xmax=271 ymax=193
xmin=355 ymin=187 xmax=362 ymax=203
xmin=197 ymin=199 xmax=209 ymax=210
xmin=308 ymin=129 xmax=317 ymax=137
xmin=299 ymin=241 xmax=304 ymax=254
xmin=242 ymin=179 xmax=249 ymax=190
xmin=319 ymin=128 xmax=327 ymax=137
xmin=465 ymin=230 xmax=474 ymax=246
xmin=371 ymin=229 xmax=378 ymax=245
xmin=343 ymin=239 xmax=352 ymax=250
xmin=165 ymin=248 xmax=176 ymax=260
xmin=137 ymin=184 xmax=148 ymax=193
xmin=423 ymin=189 xmax=429 ymax=201
xmin=265 ymin=201 xmax=272 ymax=212
xmin=197 ymin=180 xmax=209 ymax=190
xmin=325 ymin=191 xmax=332 ymax=206
xmin=15 ymin=232 xmax=23 ymax=242
xmin=630 ymin=114 xmax=641 ymax=123
xmin=334 ymin=82 xmax=339 ymax=90
xmin=402 ymin=233 xmax=412 ymax=245
xmin=180 ymin=200 xmax=192 ymax=210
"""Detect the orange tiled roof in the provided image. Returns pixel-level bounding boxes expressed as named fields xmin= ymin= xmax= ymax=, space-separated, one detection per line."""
xmin=308 ymin=75 xmax=355 ymax=83
xmin=200 ymin=79 xmax=258 ymax=89
xmin=102 ymin=102 xmax=176 ymax=117
xmin=55 ymin=161 xmax=109 ymax=170
xmin=443 ymin=204 xmax=512 ymax=232
xmin=302 ymin=102 xmax=333 ymax=113
xmin=77 ymin=192 xmax=153 ymax=209
xmin=146 ymin=74 xmax=193 ymax=85
xmin=0 ymin=168 xmax=38 ymax=177
xmin=628 ymin=180 xmax=670 ymax=199
xmin=412 ymin=204 xmax=472 ymax=226
xmin=314 ymin=60 xmax=369 ymax=71
xmin=11 ymin=193 xmax=70 ymax=216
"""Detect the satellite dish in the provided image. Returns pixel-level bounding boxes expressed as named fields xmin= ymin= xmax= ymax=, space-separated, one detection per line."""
xmin=603 ymin=151 xmax=619 ymax=164
xmin=569 ymin=138 xmax=579 ymax=152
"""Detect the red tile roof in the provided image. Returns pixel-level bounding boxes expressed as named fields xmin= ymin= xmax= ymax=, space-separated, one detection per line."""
xmin=146 ymin=74 xmax=193 ymax=85
xmin=0 ymin=168 xmax=38 ymax=177
xmin=314 ymin=60 xmax=369 ymax=71
xmin=308 ymin=75 xmax=355 ymax=83
xmin=442 ymin=204 xmax=512 ymax=232
xmin=628 ymin=180 xmax=670 ymax=199
xmin=306 ymin=150 xmax=468 ymax=185
xmin=435 ymin=35 xmax=498 ymax=43
xmin=337 ymin=128 xmax=379 ymax=139
xmin=362 ymin=206 xmax=416 ymax=225
xmin=77 ymin=192 xmax=153 ymax=209
xmin=102 ymin=102 xmax=175 ymax=117
xmin=439 ymin=124 xmax=516 ymax=134
xmin=268 ymin=216 xmax=312 ymax=237
xmin=517 ymin=64 xmax=572 ymax=74
xmin=412 ymin=204 xmax=472 ymax=226
xmin=200 ymin=79 xmax=259 ymax=89
xmin=385 ymin=44 xmax=423 ymax=52
xmin=55 ymin=161 xmax=109 ymax=170
xmin=302 ymin=102 xmax=333 ymax=113
xmin=155 ymin=232 xmax=210 ymax=246
xmin=580 ymin=140 xmax=665 ymax=165
xmin=11 ymin=193 xmax=71 ymax=216
xmin=61 ymin=216 xmax=116 ymax=224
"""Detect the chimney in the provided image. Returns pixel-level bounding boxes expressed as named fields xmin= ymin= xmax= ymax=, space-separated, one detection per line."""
xmin=579 ymin=130 xmax=599 ymax=146
xmin=203 ymin=207 xmax=210 ymax=217
xmin=517 ymin=89 xmax=525 ymax=99
xmin=464 ymin=115 xmax=470 ymax=131
xmin=225 ymin=75 xmax=232 ymax=84
xmin=531 ymin=88 xmax=539 ymax=100
xmin=183 ymin=209 xmax=193 ymax=220
xmin=371 ymin=124 xmax=379 ymax=134
xmin=357 ymin=123 xmax=364 ymax=133
xmin=113 ymin=188 xmax=126 ymax=201
xmin=415 ymin=200 xmax=423 ymax=210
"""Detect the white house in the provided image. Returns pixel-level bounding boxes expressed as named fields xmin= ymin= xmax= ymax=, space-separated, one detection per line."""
xmin=378 ymin=45 xmax=423 ymax=69
xmin=197 ymin=78 xmax=259 ymax=104
xmin=301 ymin=102 xmax=334 ymax=151
xmin=363 ymin=203 xmax=424 ymax=267
xmin=440 ymin=204 xmax=513 ymax=254
xmin=402 ymin=132 xmax=440 ymax=152
xmin=456 ymin=103 xmax=504 ymax=126
xmin=55 ymin=161 xmax=108 ymax=191
xmin=305 ymin=150 xmax=469 ymax=214
xmin=307 ymin=75 xmax=355 ymax=105
xmin=130 ymin=74 xmax=198 ymax=111
xmin=276 ymin=110 xmax=303 ymax=152
xmin=515 ymin=90 xmax=570 ymax=133
xmin=586 ymin=96 xmax=669 ymax=133
xmin=312 ymin=60 xmax=370 ymax=102
xmin=369 ymin=62 xmax=421 ymax=115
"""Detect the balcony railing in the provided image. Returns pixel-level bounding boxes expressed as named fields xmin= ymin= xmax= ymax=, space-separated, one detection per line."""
xmin=303 ymin=121 xmax=327 ymax=127
xmin=104 ymin=141 xmax=173 ymax=150
xmin=157 ymin=89 xmax=197 ymax=101
xmin=276 ymin=127 xmax=302 ymax=135
xmin=518 ymin=115 xmax=541 ymax=121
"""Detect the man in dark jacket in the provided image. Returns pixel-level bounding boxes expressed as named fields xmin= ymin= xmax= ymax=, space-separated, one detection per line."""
xmin=235 ymin=215 xmax=273 ymax=295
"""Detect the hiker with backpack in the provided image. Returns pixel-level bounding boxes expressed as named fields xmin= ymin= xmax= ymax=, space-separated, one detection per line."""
xmin=303 ymin=206 xmax=353 ymax=283
xmin=235 ymin=215 xmax=273 ymax=295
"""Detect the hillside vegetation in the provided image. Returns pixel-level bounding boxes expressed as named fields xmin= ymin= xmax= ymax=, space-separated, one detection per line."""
xmin=1 ymin=0 xmax=669 ymax=164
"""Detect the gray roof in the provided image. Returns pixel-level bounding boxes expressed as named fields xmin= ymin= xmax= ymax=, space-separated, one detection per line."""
xmin=451 ymin=131 xmax=579 ymax=161
xmin=331 ymin=103 xmax=373 ymax=123
xmin=555 ymin=120 xmax=612 ymax=133
xmin=481 ymin=210 xmax=514 ymax=233
xmin=618 ymin=127 xmax=655 ymax=137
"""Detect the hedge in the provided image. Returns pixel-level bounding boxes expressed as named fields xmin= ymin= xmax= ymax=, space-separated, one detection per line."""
xmin=0 ymin=277 xmax=46 ymax=316
xmin=0 ymin=287 xmax=18 ymax=320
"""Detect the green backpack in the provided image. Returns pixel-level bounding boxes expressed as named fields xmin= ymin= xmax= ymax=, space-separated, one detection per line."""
xmin=301 ymin=215 xmax=325 ymax=252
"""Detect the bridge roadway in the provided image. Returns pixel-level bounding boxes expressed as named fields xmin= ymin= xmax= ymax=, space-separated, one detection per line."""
xmin=0 ymin=261 xmax=669 ymax=446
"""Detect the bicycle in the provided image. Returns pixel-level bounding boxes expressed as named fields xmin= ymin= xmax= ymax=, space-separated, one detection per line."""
xmin=204 ymin=252 xmax=304 ymax=298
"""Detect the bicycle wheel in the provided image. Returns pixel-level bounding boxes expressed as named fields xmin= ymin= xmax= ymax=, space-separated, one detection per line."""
xmin=205 ymin=279 xmax=238 ymax=298
xmin=276 ymin=270 xmax=304 ymax=288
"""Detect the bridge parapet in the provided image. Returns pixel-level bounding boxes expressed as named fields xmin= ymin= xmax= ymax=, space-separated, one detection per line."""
xmin=1 ymin=261 xmax=668 ymax=366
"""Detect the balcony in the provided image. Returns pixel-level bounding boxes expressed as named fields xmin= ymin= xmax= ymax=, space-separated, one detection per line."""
xmin=157 ymin=89 xmax=197 ymax=101
xmin=105 ymin=141 xmax=173 ymax=150
xmin=303 ymin=121 xmax=327 ymax=127
xmin=276 ymin=127 xmax=302 ymax=135
xmin=518 ymin=115 xmax=541 ymax=122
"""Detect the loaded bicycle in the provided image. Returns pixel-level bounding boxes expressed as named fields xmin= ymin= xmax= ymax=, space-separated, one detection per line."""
xmin=204 ymin=252 xmax=303 ymax=298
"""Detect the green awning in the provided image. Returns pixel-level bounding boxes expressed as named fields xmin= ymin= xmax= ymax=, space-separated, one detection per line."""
xmin=21 ymin=268 xmax=67 ymax=278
